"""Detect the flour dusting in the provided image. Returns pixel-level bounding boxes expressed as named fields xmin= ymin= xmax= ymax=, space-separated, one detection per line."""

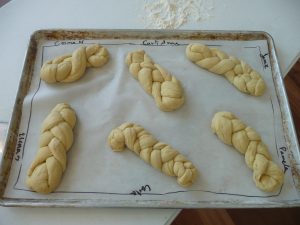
xmin=142 ymin=0 xmax=214 ymax=29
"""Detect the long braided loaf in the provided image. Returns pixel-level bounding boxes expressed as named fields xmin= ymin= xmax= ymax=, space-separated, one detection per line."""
xmin=26 ymin=103 xmax=76 ymax=194
xmin=41 ymin=44 xmax=109 ymax=83
xmin=211 ymin=111 xmax=283 ymax=192
xmin=126 ymin=50 xmax=184 ymax=111
xmin=186 ymin=43 xmax=266 ymax=96
xmin=108 ymin=123 xmax=198 ymax=187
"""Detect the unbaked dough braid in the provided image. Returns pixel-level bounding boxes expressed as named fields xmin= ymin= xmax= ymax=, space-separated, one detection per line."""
xmin=108 ymin=123 xmax=197 ymax=187
xmin=26 ymin=103 xmax=76 ymax=194
xmin=41 ymin=44 xmax=109 ymax=83
xmin=211 ymin=111 xmax=283 ymax=192
xmin=186 ymin=43 xmax=266 ymax=96
xmin=125 ymin=50 xmax=184 ymax=111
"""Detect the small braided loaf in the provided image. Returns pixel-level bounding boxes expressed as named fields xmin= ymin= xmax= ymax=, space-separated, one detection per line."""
xmin=41 ymin=44 xmax=109 ymax=83
xmin=26 ymin=103 xmax=76 ymax=194
xmin=126 ymin=50 xmax=184 ymax=111
xmin=108 ymin=123 xmax=198 ymax=187
xmin=211 ymin=111 xmax=283 ymax=192
xmin=186 ymin=43 xmax=266 ymax=96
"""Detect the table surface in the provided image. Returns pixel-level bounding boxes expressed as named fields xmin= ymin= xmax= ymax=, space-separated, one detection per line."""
xmin=0 ymin=0 xmax=299 ymax=224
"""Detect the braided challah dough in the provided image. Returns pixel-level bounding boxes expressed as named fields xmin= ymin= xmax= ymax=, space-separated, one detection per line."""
xmin=211 ymin=111 xmax=283 ymax=192
xmin=26 ymin=103 xmax=76 ymax=194
xmin=41 ymin=44 xmax=109 ymax=83
xmin=108 ymin=123 xmax=197 ymax=187
xmin=186 ymin=43 xmax=266 ymax=96
xmin=125 ymin=50 xmax=184 ymax=111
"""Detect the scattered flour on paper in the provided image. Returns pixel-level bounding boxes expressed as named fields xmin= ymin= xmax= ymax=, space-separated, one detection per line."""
xmin=142 ymin=0 xmax=214 ymax=29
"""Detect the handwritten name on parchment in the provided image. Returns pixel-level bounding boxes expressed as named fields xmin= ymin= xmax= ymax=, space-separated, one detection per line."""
xmin=130 ymin=185 xmax=151 ymax=196
xmin=142 ymin=40 xmax=180 ymax=46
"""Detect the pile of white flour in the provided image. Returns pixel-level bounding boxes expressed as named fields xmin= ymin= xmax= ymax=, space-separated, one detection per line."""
xmin=142 ymin=0 xmax=214 ymax=29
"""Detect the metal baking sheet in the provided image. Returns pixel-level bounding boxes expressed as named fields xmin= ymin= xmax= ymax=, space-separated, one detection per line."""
xmin=0 ymin=29 xmax=299 ymax=208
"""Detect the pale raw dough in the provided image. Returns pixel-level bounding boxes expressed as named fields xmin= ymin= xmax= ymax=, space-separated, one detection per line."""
xmin=186 ymin=43 xmax=266 ymax=96
xmin=26 ymin=103 xmax=76 ymax=194
xmin=211 ymin=111 xmax=284 ymax=192
xmin=125 ymin=50 xmax=184 ymax=111
xmin=108 ymin=123 xmax=198 ymax=187
xmin=41 ymin=44 xmax=109 ymax=83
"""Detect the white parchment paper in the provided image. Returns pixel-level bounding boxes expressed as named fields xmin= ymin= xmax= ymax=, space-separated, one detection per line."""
xmin=4 ymin=37 xmax=300 ymax=206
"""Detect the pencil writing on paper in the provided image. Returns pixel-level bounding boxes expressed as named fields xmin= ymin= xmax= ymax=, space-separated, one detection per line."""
xmin=279 ymin=147 xmax=290 ymax=173
xmin=258 ymin=46 xmax=269 ymax=69
xmin=142 ymin=39 xmax=180 ymax=46
xmin=15 ymin=133 xmax=26 ymax=161
xmin=54 ymin=40 xmax=84 ymax=46
xmin=130 ymin=185 xmax=151 ymax=196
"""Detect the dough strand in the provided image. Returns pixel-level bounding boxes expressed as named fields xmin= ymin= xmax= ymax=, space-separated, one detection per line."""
xmin=41 ymin=44 xmax=109 ymax=83
xmin=211 ymin=111 xmax=283 ymax=192
xmin=126 ymin=50 xmax=184 ymax=111
xmin=108 ymin=123 xmax=198 ymax=187
xmin=186 ymin=43 xmax=266 ymax=96
xmin=26 ymin=103 xmax=76 ymax=194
